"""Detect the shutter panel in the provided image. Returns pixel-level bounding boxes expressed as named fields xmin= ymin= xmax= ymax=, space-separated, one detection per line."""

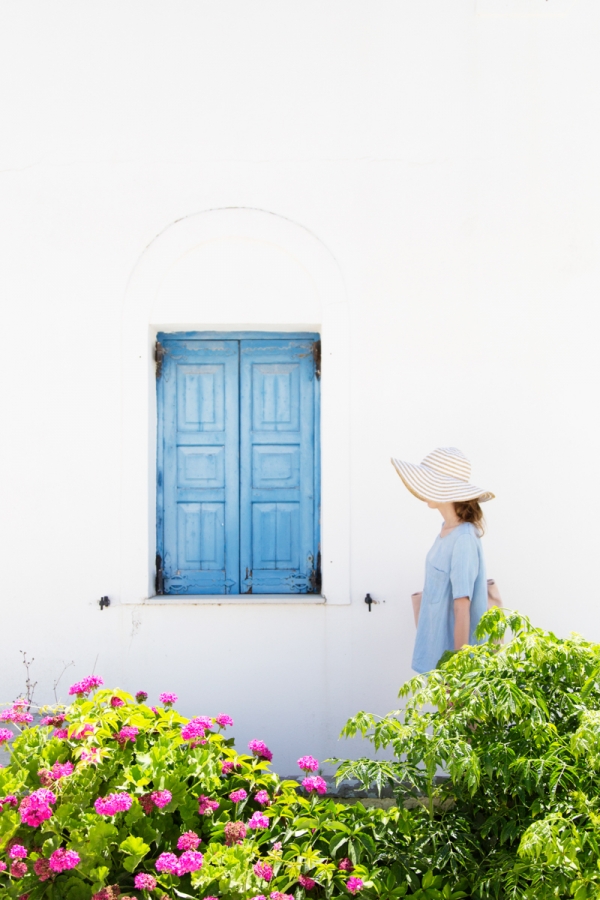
xmin=158 ymin=339 xmax=239 ymax=594
xmin=240 ymin=339 xmax=317 ymax=593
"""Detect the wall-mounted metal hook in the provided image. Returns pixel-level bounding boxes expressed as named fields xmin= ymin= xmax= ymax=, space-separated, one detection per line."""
xmin=365 ymin=593 xmax=377 ymax=612
xmin=99 ymin=596 xmax=110 ymax=611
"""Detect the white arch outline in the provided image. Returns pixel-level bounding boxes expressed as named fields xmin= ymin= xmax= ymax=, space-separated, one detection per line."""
xmin=120 ymin=207 xmax=350 ymax=605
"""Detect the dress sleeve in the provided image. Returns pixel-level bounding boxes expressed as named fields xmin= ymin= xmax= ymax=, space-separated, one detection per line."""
xmin=450 ymin=533 xmax=480 ymax=601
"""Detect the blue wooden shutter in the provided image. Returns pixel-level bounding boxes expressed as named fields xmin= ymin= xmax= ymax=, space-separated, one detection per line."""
xmin=239 ymin=339 xmax=317 ymax=593
xmin=157 ymin=338 xmax=240 ymax=594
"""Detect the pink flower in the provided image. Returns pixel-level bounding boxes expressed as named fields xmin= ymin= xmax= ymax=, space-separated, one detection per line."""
xmin=0 ymin=728 xmax=13 ymax=744
xmin=81 ymin=747 xmax=101 ymax=764
xmin=215 ymin=714 xmax=234 ymax=728
xmin=302 ymin=776 xmax=327 ymax=795
xmin=346 ymin=877 xmax=364 ymax=894
xmin=40 ymin=714 xmax=66 ymax=726
xmin=135 ymin=691 xmax=148 ymax=703
xmin=299 ymin=875 xmax=316 ymax=890
xmin=177 ymin=831 xmax=201 ymax=851
xmin=115 ymin=726 xmax=138 ymax=746
xmin=139 ymin=794 xmax=154 ymax=815
xmin=229 ymin=789 xmax=247 ymax=803
xmin=33 ymin=858 xmax=52 ymax=881
xmin=181 ymin=722 xmax=206 ymax=742
xmin=158 ymin=692 xmax=177 ymax=706
xmin=53 ymin=729 xmax=69 ymax=740
xmin=248 ymin=739 xmax=273 ymax=761
xmin=297 ymin=756 xmax=319 ymax=773
xmin=151 ymin=790 xmax=172 ymax=809
xmin=338 ymin=858 xmax=354 ymax=872
xmin=9 ymin=845 xmax=28 ymax=859
xmin=52 ymin=761 xmax=74 ymax=779
xmin=224 ymin=821 xmax=247 ymax=846
xmin=198 ymin=795 xmax=219 ymax=815
xmin=71 ymin=724 xmax=95 ymax=740
xmin=0 ymin=794 xmax=18 ymax=811
xmin=272 ymin=842 xmax=282 ymax=852
xmin=270 ymin=894 xmax=294 ymax=900
xmin=0 ymin=861 xmax=6 ymax=871
xmin=248 ymin=811 xmax=269 ymax=830
xmin=250 ymin=896 xmax=266 ymax=900
xmin=177 ymin=850 xmax=203 ymax=874
xmin=254 ymin=861 xmax=273 ymax=882
xmin=94 ymin=792 xmax=132 ymax=816
xmin=19 ymin=789 xmax=57 ymax=827
xmin=68 ymin=675 xmax=104 ymax=696
xmin=49 ymin=848 xmax=80 ymax=873
xmin=134 ymin=874 xmax=157 ymax=890
xmin=155 ymin=853 xmax=179 ymax=874
xmin=255 ymin=790 xmax=271 ymax=806
xmin=110 ymin=696 xmax=125 ymax=708
xmin=221 ymin=760 xmax=236 ymax=775
xmin=192 ymin=716 xmax=213 ymax=730
xmin=10 ymin=860 xmax=27 ymax=878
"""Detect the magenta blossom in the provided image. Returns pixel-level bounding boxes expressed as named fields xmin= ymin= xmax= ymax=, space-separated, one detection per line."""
xmin=94 ymin=792 xmax=132 ymax=816
xmin=49 ymin=848 xmax=80 ymax=873
xmin=70 ymin=724 xmax=95 ymax=740
xmin=0 ymin=728 xmax=13 ymax=744
xmin=80 ymin=747 xmax=101 ymax=764
xmin=181 ymin=722 xmax=206 ymax=742
xmin=9 ymin=845 xmax=28 ymax=859
xmin=221 ymin=760 xmax=236 ymax=775
xmin=0 ymin=795 xmax=18 ymax=811
xmin=270 ymin=893 xmax=294 ymax=900
xmin=272 ymin=842 xmax=282 ymax=852
xmin=198 ymin=795 xmax=219 ymax=815
xmin=115 ymin=725 xmax=138 ymax=746
xmin=248 ymin=739 xmax=273 ymax=761
xmin=177 ymin=831 xmax=201 ymax=851
xmin=68 ymin=675 xmax=103 ymax=696
xmin=0 ymin=861 xmax=6 ymax=871
xmin=110 ymin=696 xmax=124 ymax=708
xmin=158 ymin=692 xmax=178 ymax=706
xmin=155 ymin=853 xmax=179 ymax=874
xmin=346 ymin=877 xmax=364 ymax=894
xmin=136 ymin=691 xmax=148 ymax=703
xmin=255 ymin=789 xmax=271 ymax=806
xmin=134 ymin=873 xmax=157 ymax=890
xmin=40 ymin=714 xmax=66 ymax=726
xmin=192 ymin=716 xmax=213 ymax=730
xmin=19 ymin=789 xmax=57 ymax=827
xmin=52 ymin=761 xmax=74 ymax=779
xmin=177 ymin=850 xmax=203 ymax=874
xmin=254 ymin=861 xmax=273 ymax=881
xmin=151 ymin=790 xmax=172 ymax=809
xmin=53 ymin=729 xmax=69 ymax=740
xmin=297 ymin=755 xmax=319 ymax=773
xmin=33 ymin=858 xmax=52 ymax=881
xmin=0 ymin=704 xmax=33 ymax=725
xmin=299 ymin=875 xmax=316 ymax=890
xmin=225 ymin=821 xmax=247 ymax=846
xmin=338 ymin=858 xmax=354 ymax=872
xmin=229 ymin=789 xmax=247 ymax=803
xmin=302 ymin=776 xmax=327 ymax=795
xmin=10 ymin=860 xmax=27 ymax=878
xmin=250 ymin=896 xmax=266 ymax=900
xmin=215 ymin=714 xmax=234 ymax=728
xmin=248 ymin=811 xmax=270 ymax=830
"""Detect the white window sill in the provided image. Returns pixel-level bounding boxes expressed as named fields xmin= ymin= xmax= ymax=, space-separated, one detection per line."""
xmin=123 ymin=594 xmax=327 ymax=606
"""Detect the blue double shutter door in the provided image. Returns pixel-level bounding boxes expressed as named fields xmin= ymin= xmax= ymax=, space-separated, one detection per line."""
xmin=156 ymin=333 xmax=320 ymax=595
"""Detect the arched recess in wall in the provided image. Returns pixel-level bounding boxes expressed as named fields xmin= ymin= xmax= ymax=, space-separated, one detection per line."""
xmin=121 ymin=207 xmax=350 ymax=605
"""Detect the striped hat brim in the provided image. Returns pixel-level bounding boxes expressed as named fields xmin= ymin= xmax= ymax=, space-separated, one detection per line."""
xmin=391 ymin=458 xmax=495 ymax=503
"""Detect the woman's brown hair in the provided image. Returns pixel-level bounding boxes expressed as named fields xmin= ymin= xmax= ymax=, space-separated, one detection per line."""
xmin=454 ymin=499 xmax=485 ymax=536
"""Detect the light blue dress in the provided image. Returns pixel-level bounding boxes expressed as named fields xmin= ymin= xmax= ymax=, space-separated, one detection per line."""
xmin=412 ymin=522 xmax=487 ymax=674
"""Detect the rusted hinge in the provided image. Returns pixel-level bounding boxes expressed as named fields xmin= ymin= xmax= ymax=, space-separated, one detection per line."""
xmin=155 ymin=553 xmax=165 ymax=595
xmin=312 ymin=340 xmax=321 ymax=379
xmin=155 ymin=341 xmax=166 ymax=379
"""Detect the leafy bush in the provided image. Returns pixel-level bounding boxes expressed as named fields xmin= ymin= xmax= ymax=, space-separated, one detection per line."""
xmin=335 ymin=608 xmax=600 ymax=900
xmin=0 ymin=680 xmax=448 ymax=900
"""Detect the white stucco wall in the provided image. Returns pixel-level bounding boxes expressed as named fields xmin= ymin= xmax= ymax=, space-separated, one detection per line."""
xmin=1 ymin=0 xmax=600 ymax=774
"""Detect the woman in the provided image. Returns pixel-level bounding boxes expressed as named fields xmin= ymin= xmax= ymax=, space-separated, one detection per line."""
xmin=391 ymin=447 xmax=494 ymax=673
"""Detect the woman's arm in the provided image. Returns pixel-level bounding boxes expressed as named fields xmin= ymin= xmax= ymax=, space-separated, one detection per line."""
xmin=454 ymin=596 xmax=470 ymax=649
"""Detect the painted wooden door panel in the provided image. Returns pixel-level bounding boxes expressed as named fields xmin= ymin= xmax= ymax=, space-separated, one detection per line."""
xmin=240 ymin=340 xmax=316 ymax=593
xmin=158 ymin=340 xmax=239 ymax=594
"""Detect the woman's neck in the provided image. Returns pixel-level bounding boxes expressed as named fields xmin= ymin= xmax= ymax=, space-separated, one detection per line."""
xmin=438 ymin=502 xmax=461 ymax=534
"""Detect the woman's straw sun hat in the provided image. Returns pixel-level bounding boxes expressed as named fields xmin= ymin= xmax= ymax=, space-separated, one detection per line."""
xmin=391 ymin=447 xmax=494 ymax=504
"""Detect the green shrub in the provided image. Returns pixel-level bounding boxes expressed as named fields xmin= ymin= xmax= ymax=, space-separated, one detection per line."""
xmin=335 ymin=608 xmax=600 ymax=899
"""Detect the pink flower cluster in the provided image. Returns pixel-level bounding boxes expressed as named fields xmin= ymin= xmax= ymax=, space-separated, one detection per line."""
xmin=33 ymin=857 xmax=52 ymax=881
xmin=134 ymin=873 xmax=157 ymax=891
xmin=248 ymin=811 xmax=270 ymax=830
xmin=0 ymin=700 xmax=33 ymax=725
xmin=38 ymin=760 xmax=74 ymax=785
xmin=297 ymin=756 xmax=319 ymax=773
xmin=110 ymin=696 xmax=125 ymax=708
xmin=180 ymin=722 xmax=206 ymax=742
xmin=70 ymin=724 xmax=95 ymax=740
xmin=9 ymin=845 xmax=28 ymax=859
xmin=40 ymin=713 xmax=66 ymax=727
xmin=198 ymin=795 xmax=219 ymax=815
xmin=19 ymin=789 xmax=57 ymax=827
xmin=346 ymin=877 xmax=364 ymax=894
xmin=159 ymin=692 xmax=178 ymax=706
xmin=53 ymin=729 xmax=69 ymax=740
xmin=94 ymin=792 xmax=132 ymax=816
xmin=229 ymin=789 xmax=247 ymax=803
xmin=151 ymin=790 xmax=172 ymax=809
xmin=255 ymin=790 xmax=271 ymax=806
xmin=215 ymin=714 xmax=234 ymax=728
xmin=177 ymin=831 xmax=201 ymax=851
xmin=0 ymin=728 xmax=13 ymax=744
xmin=115 ymin=726 xmax=138 ymax=746
xmin=0 ymin=795 xmax=18 ymax=812
xmin=225 ymin=821 xmax=247 ymax=846
xmin=49 ymin=848 xmax=80 ymax=873
xmin=270 ymin=893 xmax=294 ymax=900
xmin=155 ymin=850 xmax=203 ymax=875
xmin=299 ymin=875 xmax=316 ymax=890
xmin=338 ymin=858 xmax=354 ymax=872
xmin=135 ymin=691 xmax=148 ymax=703
xmin=221 ymin=760 xmax=238 ymax=775
xmin=248 ymin=739 xmax=273 ymax=761
xmin=68 ymin=675 xmax=104 ymax=696
xmin=253 ymin=861 xmax=273 ymax=881
xmin=81 ymin=747 xmax=101 ymax=765
xmin=302 ymin=776 xmax=327 ymax=795
xmin=10 ymin=860 xmax=27 ymax=877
